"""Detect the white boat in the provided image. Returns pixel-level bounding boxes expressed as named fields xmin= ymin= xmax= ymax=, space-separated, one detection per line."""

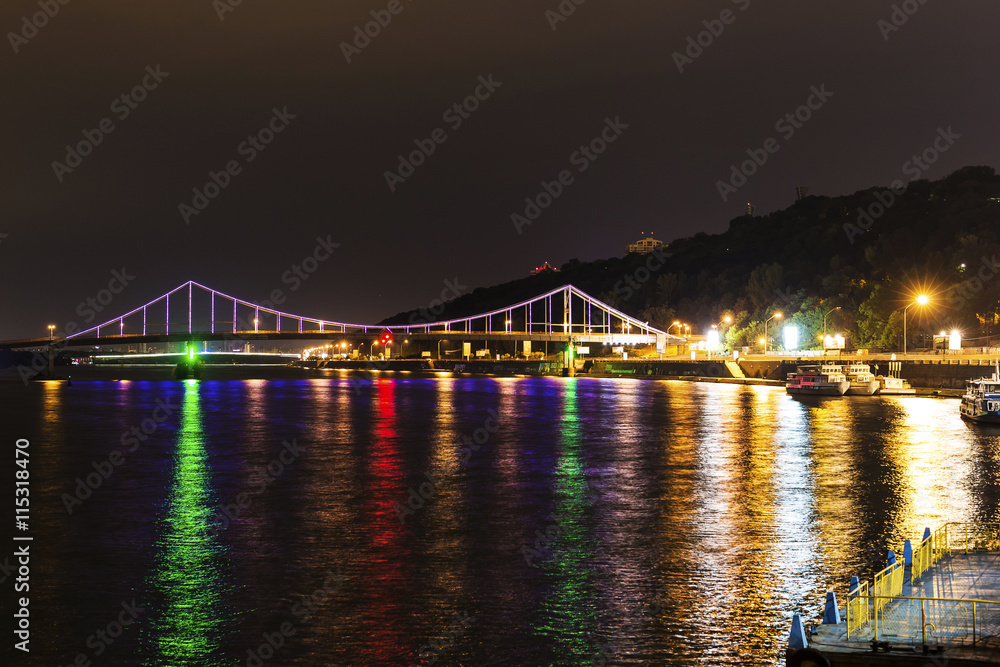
xmin=960 ymin=362 xmax=1000 ymax=424
xmin=786 ymin=364 xmax=849 ymax=396
xmin=876 ymin=360 xmax=915 ymax=395
xmin=843 ymin=362 xmax=880 ymax=396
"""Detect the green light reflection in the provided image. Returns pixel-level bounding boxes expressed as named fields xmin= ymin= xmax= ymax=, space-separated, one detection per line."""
xmin=536 ymin=380 xmax=601 ymax=662
xmin=149 ymin=380 xmax=230 ymax=665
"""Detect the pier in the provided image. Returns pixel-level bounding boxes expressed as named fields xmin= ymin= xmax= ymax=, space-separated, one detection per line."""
xmin=789 ymin=524 xmax=1000 ymax=666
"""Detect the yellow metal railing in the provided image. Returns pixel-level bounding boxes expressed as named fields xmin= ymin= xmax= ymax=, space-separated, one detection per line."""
xmin=912 ymin=524 xmax=950 ymax=582
xmin=873 ymin=595 xmax=1000 ymax=646
xmin=845 ymin=523 xmax=1000 ymax=641
xmin=845 ymin=581 xmax=870 ymax=638
xmin=872 ymin=559 xmax=904 ymax=617
xmin=950 ymin=522 xmax=1000 ymax=553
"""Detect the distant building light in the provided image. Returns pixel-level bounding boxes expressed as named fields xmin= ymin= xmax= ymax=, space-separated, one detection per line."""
xmin=530 ymin=261 xmax=559 ymax=275
xmin=626 ymin=237 xmax=665 ymax=255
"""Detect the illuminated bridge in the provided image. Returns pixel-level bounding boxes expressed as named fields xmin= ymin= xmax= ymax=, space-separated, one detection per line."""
xmin=1 ymin=280 xmax=681 ymax=350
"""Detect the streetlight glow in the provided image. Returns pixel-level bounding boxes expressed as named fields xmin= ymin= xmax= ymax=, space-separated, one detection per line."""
xmin=903 ymin=294 xmax=931 ymax=355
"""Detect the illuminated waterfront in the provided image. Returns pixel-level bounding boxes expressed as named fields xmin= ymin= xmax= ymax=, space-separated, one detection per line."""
xmin=8 ymin=376 xmax=999 ymax=665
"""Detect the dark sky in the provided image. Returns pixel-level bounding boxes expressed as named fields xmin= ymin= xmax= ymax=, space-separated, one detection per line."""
xmin=2 ymin=1 xmax=998 ymax=339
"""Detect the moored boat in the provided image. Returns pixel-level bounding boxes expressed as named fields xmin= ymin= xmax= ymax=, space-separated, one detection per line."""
xmin=877 ymin=361 xmax=915 ymax=395
xmin=960 ymin=362 xmax=1000 ymax=423
xmin=786 ymin=364 xmax=849 ymax=396
xmin=843 ymin=362 xmax=880 ymax=395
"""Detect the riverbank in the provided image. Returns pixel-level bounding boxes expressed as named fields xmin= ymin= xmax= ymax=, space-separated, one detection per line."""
xmin=0 ymin=360 xmax=966 ymax=397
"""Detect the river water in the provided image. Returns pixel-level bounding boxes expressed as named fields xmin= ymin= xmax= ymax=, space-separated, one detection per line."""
xmin=4 ymin=374 xmax=999 ymax=666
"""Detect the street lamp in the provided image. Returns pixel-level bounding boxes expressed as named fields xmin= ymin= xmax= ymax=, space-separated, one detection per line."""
xmin=668 ymin=321 xmax=681 ymax=335
xmin=48 ymin=324 xmax=55 ymax=342
xmin=823 ymin=306 xmax=841 ymax=340
xmin=903 ymin=294 xmax=930 ymax=355
xmin=764 ymin=312 xmax=783 ymax=355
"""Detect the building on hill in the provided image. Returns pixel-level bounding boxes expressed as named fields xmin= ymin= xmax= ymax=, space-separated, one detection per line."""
xmin=627 ymin=235 xmax=664 ymax=255
xmin=530 ymin=261 xmax=559 ymax=275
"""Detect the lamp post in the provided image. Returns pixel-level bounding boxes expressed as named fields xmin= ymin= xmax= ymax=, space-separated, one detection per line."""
xmin=903 ymin=295 xmax=930 ymax=355
xmin=823 ymin=306 xmax=841 ymax=340
xmin=668 ymin=321 xmax=681 ymax=335
xmin=48 ymin=324 xmax=54 ymax=342
xmin=764 ymin=312 xmax=783 ymax=355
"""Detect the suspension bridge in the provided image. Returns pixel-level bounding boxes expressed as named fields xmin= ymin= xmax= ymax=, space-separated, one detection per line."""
xmin=1 ymin=281 xmax=681 ymax=351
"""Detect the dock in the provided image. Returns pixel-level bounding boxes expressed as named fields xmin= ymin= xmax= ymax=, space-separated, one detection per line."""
xmin=788 ymin=524 xmax=1000 ymax=666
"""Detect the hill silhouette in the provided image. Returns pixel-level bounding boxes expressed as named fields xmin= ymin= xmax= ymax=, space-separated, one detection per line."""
xmin=381 ymin=166 xmax=1000 ymax=350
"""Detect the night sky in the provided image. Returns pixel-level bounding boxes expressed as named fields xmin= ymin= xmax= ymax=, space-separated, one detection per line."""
xmin=2 ymin=1 xmax=998 ymax=339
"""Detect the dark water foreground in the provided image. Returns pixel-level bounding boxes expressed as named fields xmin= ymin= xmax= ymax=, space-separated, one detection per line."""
xmin=2 ymin=374 xmax=998 ymax=666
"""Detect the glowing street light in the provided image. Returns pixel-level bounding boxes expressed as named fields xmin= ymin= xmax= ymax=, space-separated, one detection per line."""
xmin=47 ymin=324 xmax=55 ymax=342
xmin=903 ymin=294 xmax=930 ymax=355
xmin=763 ymin=312 xmax=782 ymax=355
xmin=668 ymin=321 xmax=681 ymax=335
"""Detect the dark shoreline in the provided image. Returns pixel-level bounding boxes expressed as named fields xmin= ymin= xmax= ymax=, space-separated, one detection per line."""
xmin=0 ymin=364 xmax=964 ymax=397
